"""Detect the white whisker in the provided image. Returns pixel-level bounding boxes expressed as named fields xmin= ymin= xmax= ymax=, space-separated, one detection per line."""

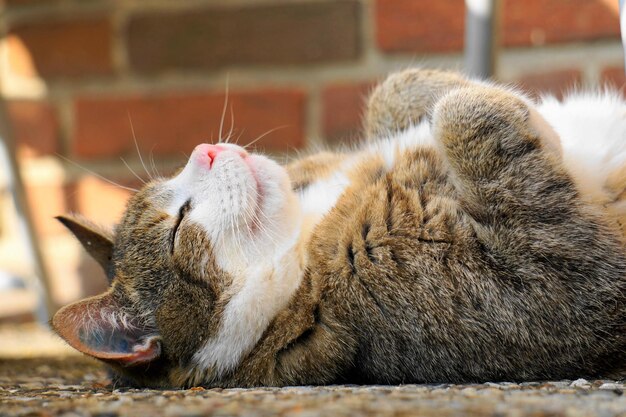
xmin=227 ymin=105 xmax=236 ymax=144
xmin=120 ymin=157 xmax=147 ymax=185
xmin=243 ymin=125 xmax=289 ymax=150
xmin=235 ymin=128 xmax=246 ymax=146
xmin=252 ymin=210 xmax=282 ymax=245
xmin=241 ymin=201 xmax=281 ymax=248
xmin=127 ymin=112 xmax=153 ymax=181
xmin=148 ymin=145 xmax=162 ymax=179
xmin=219 ymin=75 xmax=230 ymax=143
xmin=240 ymin=208 xmax=256 ymax=254
xmin=57 ymin=154 xmax=139 ymax=193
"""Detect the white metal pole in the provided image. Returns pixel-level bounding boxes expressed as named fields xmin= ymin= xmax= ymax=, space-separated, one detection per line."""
xmin=464 ymin=0 xmax=501 ymax=79
xmin=619 ymin=0 xmax=626 ymax=72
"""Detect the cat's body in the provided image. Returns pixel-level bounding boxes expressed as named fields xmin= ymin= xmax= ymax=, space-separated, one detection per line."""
xmin=53 ymin=69 xmax=626 ymax=388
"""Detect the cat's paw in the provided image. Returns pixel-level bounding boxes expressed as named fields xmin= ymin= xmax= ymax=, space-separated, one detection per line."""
xmin=366 ymin=69 xmax=469 ymax=139
xmin=433 ymin=85 xmax=562 ymax=165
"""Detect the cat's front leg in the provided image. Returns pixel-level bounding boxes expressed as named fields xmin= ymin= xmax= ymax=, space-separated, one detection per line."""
xmin=432 ymin=86 xmax=626 ymax=379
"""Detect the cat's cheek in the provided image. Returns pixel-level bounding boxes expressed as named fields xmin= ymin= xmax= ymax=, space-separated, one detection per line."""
xmin=170 ymin=223 xmax=221 ymax=284
xmin=248 ymin=154 xmax=300 ymax=218
xmin=155 ymin=282 xmax=219 ymax=365
xmin=249 ymin=154 xmax=292 ymax=190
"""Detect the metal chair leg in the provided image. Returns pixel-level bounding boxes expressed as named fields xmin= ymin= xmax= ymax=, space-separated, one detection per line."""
xmin=0 ymin=99 xmax=56 ymax=322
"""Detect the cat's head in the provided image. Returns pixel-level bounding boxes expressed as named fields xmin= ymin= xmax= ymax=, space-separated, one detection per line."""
xmin=52 ymin=143 xmax=304 ymax=387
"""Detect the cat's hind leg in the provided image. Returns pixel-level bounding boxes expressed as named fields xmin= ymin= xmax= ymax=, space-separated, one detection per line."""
xmin=366 ymin=69 xmax=469 ymax=139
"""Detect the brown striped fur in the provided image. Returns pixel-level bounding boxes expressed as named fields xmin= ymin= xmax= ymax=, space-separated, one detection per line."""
xmin=53 ymin=69 xmax=625 ymax=387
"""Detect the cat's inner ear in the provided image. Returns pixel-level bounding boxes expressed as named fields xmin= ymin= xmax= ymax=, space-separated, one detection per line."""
xmin=52 ymin=292 xmax=161 ymax=366
xmin=56 ymin=214 xmax=114 ymax=281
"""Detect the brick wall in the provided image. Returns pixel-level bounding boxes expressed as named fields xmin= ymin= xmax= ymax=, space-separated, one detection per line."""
xmin=0 ymin=0 xmax=623 ymax=306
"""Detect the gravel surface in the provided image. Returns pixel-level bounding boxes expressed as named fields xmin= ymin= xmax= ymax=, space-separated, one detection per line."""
xmin=0 ymin=324 xmax=625 ymax=417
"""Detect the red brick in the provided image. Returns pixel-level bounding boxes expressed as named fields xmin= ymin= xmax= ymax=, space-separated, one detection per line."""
xmin=23 ymin=172 xmax=139 ymax=235
xmin=8 ymin=16 xmax=113 ymax=78
xmin=322 ymin=81 xmax=375 ymax=142
xmin=514 ymin=69 xmax=583 ymax=99
xmin=72 ymin=176 xmax=134 ymax=226
xmin=73 ymin=89 xmax=306 ymax=159
xmin=601 ymin=66 xmax=626 ymax=94
xmin=376 ymin=0 xmax=465 ymax=53
xmin=375 ymin=0 xmax=619 ymax=53
xmin=7 ymin=100 xmax=59 ymax=159
xmin=127 ymin=1 xmax=361 ymax=72
xmin=503 ymin=0 xmax=619 ymax=47
xmin=4 ymin=0 xmax=58 ymax=6
xmin=25 ymin=181 xmax=71 ymax=236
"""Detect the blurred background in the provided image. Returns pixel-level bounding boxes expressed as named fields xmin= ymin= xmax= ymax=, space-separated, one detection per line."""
xmin=0 ymin=0 xmax=623 ymax=331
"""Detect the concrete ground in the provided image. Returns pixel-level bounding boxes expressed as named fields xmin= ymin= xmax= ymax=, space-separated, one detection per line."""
xmin=0 ymin=324 xmax=624 ymax=417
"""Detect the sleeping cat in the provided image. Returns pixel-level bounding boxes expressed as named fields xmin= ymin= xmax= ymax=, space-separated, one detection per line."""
xmin=52 ymin=69 xmax=626 ymax=388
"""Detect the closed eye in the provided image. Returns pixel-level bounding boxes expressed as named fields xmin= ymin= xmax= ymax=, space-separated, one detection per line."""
xmin=171 ymin=199 xmax=191 ymax=252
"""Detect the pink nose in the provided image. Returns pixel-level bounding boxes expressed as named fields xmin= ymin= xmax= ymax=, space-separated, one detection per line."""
xmin=194 ymin=144 xmax=224 ymax=168
xmin=193 ymin=144 xmax=248 ymax=169
xmin=205 ymin=145 xmax=222 ymax=167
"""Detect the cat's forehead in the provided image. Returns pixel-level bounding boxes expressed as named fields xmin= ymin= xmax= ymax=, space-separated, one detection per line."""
xmin=116 ymin=182 xmax=182 ymax=241
xmin=123 ymin=181 xmax=174 ymax=220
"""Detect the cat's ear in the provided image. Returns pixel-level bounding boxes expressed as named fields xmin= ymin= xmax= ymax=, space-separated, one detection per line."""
xmin=52 ymin=292 xmax=161 ymax=366
xmin=56 ymin=214 xmax=114 ymax=281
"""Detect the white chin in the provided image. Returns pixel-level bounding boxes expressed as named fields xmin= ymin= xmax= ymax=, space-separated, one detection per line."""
xmin=240 ymin=155 xmax=301 ymax=248
xmin=244 ymin=155 xmax=290 ymax=223
xmin=173 ymin=149 xmax=300 ymax=265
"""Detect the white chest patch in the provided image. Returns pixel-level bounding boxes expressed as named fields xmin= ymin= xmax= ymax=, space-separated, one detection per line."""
xmin=367 ymin=120 xmax=436 ymax=170
xmin=191 ymin=246 xmax=302 ymax=380
xmin=299 ymin=121 xmax=435 ymax=223
xmin=537 ymin=92 xmax=626 ymax=204
xmin=298 ymin=169 xmax=352 ymax=217
xmin=298 ymin=120 xmax=436 ymax=221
